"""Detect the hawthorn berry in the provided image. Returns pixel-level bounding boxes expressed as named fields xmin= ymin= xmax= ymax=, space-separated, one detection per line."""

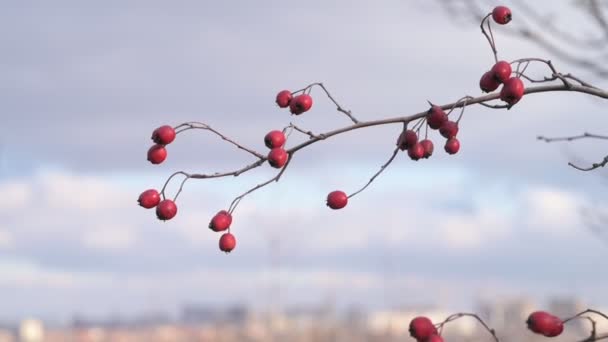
xmin=209 ymin=210 xmax=233 ymax=232
xmin=156 ymin=199 xmax=178 ymax=221
xmin=420 ymin=139 xmax=434 ymax=159
xmin=219 ymin=233 xmax=237 ymax=253
xmin=492 ymin=6 xmax=512 ymax=25
xmin=276 ymin=90 xmax=292 ymax=108
xmin=151 ymin=125 xmax=176 ymax=145
xmin=326 ymin=190 xmax=348 ymax=210
xmin=546 ymin=320 xmax=564 ymax=338
xmin=527 ymin=311 xmax=563 ymax=337
xmin=480 ymin=71 xmax=500 ymax=93
xmin=264 ymin=130 xmax=286 ymax=149
xmin=408 ymin=143 xmax=425 ymax=161
xmin=409 ymin=316 xmax=437 ymax=341
xmin=397 ymin=130 xmax=419 ymax=151
xmin=425 ymin=335 xmax=444 ymax=342
xmin=439 ymin=121 xmax=459 ymax=139
xmin=268 ymin=148 xmax=288 ymax=168
xmin=491 ymin=60 xmax=512 ymax=83
xmin=427 ymin=106 xmax=448 ymax=130
xmin=445 ymin=138 xmax=460 ymax=154
xmin=289 ymin=94 xmax=313 ymax=115
xmin=147 ymin=144 xmax=167 ymax=164
xmin=138 ymin=189 xmax=161 ymax=209
xmin=500 ymin=77 xmax=525 ymax=105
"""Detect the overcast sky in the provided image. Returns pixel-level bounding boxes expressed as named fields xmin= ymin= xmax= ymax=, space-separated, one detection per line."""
xmin=1 ymin=0 xmax=607 ymax=324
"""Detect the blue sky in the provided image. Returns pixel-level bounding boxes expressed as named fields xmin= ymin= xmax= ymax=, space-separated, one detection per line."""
xmin=1 ymin=1 xmax=607 ymax=323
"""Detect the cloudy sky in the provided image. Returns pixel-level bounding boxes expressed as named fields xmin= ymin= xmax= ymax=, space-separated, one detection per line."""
xmin=1 ymin=0 xmax=608 ymax=324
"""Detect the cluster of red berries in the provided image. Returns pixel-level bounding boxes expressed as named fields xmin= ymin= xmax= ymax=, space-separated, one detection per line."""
xmin=526 ymin=311 xmax=564 ymax=337
xmin=138 ymin=189 xmax=237 ymax=253
xmin=409 ymin=316 xmax=443 ymax=342
xmin=479 ymin=60 xmax=525 ymax=105
xmin=479 ymin=6 xmax=525 ymax=106
xmin=147 ymin=125 xmax=176 ymax=164
xmin=208 ymin=210 xmax=236 ymax=253
xmin=140 ymin=125 xmax=237 ymax=253
xmin=276 ymin=90 xmax=313 ymax=115
xmin=264 ymin=130 xmax=288 ymax=168
xmin=397 ymin=105 xmax=460 ymax=160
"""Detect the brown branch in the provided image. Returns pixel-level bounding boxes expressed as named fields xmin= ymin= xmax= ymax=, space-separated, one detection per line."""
xmin=348 ymin=147 xmax=400 ymax=199
xmin=436 ymin=312 xmax=499 ymax=342
xmin=537 ymin=132 xmax=608 ymax=142
xmin=174 ymin=122 xmax=265 ymax=159
xmin=292 ymin=82 xmax=360 ymax=124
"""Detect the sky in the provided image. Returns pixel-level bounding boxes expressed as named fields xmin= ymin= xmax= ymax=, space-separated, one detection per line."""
xmin=1 ymin=0 xmax=608 ymax=324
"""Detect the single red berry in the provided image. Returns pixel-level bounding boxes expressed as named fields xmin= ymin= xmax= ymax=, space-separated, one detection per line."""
xmin=500 ymin=77 xmax=525 ymax=105
xmin=492 ymin=6 xmax=512 ymax=25
xmin=425 ymin=335 xmax=444 ymax=342
xmin=527 ymin=311 xmax=562 ymax=337
xmin=156 ymin=199 xmax=178 ymax=221
xmin=268 ymin=148 xmax=288 ymax=168
xmin=491 ymin=61 xmax=512 ymax=83
xmin=151 ymin=125 xmax=176 ymax=145
xmin=264 ymin=130 xmax=286 ymax=149
xmin=408 ymin=143 xmax=425 ymax=161
xmin=209 ymin=210 xmax=233 ymax=232
xmin=276 ymin=90 xmax=292 ymax=108
xmin=397 ymin=130 xmax=418 ymax=151
xmin=326 ymin=190 xmax=348 ymax=210
xmin=138 ymin=189 xmax=161 ymax=209
xmin=439 ymin=121 xmax=459 ymax=139
xmin=409 ymin=317 xmax=437 ymax=341
xmin=219 ymin=233 xmax=236 ymax=253
xmin=419 ymin=139 xmax=434 ymax=159
xmin=546 ymin=318 xmax=564 ymax=337
xmin=147 ymin=144 xmax=167 ymax=164
xmin=445 ymin=138 xmax=460 ymax=154
xmin=480 ymin=71 xmax=500 ymax=93
xmin=289 ymin=94 xmax=313 ymax=115
xmin=427 ymin=106 xmax=448 ymax=130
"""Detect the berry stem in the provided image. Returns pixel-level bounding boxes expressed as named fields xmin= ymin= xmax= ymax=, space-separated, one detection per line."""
xmin=348 ymin=146 xmax=400 ymax=199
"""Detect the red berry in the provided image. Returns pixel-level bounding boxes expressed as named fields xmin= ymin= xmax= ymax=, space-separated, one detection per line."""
xmin=219 ymin=233 xmax=236 ymax=253
xmin=138 ymin=189 xmax=161 ymax=209
xmin=289 ymin=94 xmax=313 ymax=115
xmin=419 ymin=139 xmax=434 ymax=159
xmin=480 ymin=71 xmax=500 ymax=93
xmin=268 ymin=148 xmax=288 ymax=168
xmin=427 ymin=106 xmax=448 ymax=130
xmin=500 ymin=77 xmax=525 ymax=105
xmin=264 ymin=130 xmax=286 ymax=149
xmin=445 ymin=138 xmax=460 ymax=154
xmin=156 ymin=199 xmax=177 ymax=221
xmin=527 ymin=311 xmax=563 ymax=337
xmin=276 ymin=90 xmax=292 ymax=108
xmin=491 ymin=61 xmax=512 ymax=83
xmin=425 ymin=335 xmax=444 ymax=342
xmin=546 ymin=319 xmax=564 ymax=337
xmin=147 ymin=144 xmax=167 ymax=164
xmin=409 ymin=317 xmax=437 ymax=341
xmin=209 ymin=210 xmax=232 ymax=232
xmin=408 ymin=143 xmax=425 ymax=161
xmin=151 ymin=125 xmax=176 ymax=145
xmin=397 ymin=130 xmax=418 ymax=151
xmin=326 ymin=190 xmax=348 ymax=210
xmin=492 ymin=6 xmax=512 ymax=25
xmin=439 ymin=121 xmax=459 ymax=139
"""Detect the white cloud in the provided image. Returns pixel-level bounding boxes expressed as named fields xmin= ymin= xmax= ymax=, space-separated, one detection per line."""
xmin=82 ymin=223 xmax=136 ymax=251
xmin=522 ymin=187 xmax=587 ymax=235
